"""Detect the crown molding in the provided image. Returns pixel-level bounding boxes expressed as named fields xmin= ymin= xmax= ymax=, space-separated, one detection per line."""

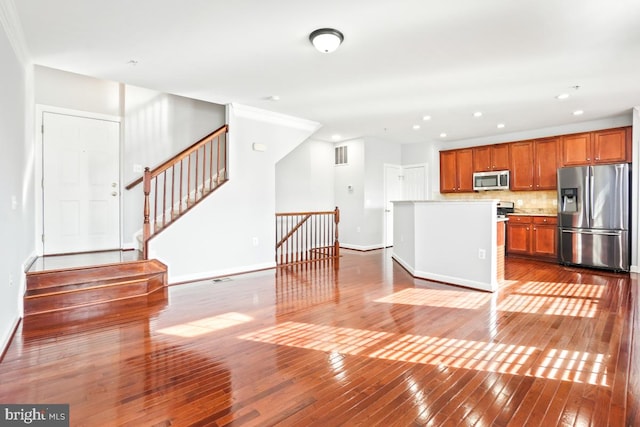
xmin=0 ymin=0 xmax=30 ymax=64
xmin=230 ymin=103 xmax=321 ymax=134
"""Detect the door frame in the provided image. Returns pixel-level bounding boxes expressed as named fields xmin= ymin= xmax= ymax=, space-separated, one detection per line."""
xmin=35 ymin=105 xmax=123 ymax=256
xmin=383 ymin=163 xmax=403 ymax=248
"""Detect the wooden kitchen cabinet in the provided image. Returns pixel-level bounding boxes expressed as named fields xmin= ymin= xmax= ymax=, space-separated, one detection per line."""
xmin=510 ymin=142 xmax=534 ymax=190
xmin=560 ymin=127 xmax=630 ymax=166
xmin=473 ymin=144 xmax=510 ymax=172
xmin=510 ymin=138 xmax=558 ymax=190
xmin=506 ymin=216 xmax=532 ymax=255
xmin=507 ymin=215 xmax=557 ymax=260
xmin=440 ymin=148 xmax=473 ymax=193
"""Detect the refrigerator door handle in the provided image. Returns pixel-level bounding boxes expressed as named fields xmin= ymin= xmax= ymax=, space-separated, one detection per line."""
xmin=590 ymin=172 xmax=595 ymax=223
xmin=561 ymin=229 xmax=622 ymax=237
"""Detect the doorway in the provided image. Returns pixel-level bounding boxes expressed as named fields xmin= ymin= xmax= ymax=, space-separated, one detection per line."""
xmin=41 ymin=111 xmax=121 ymax=254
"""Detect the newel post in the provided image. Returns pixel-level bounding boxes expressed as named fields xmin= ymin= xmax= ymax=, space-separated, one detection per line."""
xmin=142 ymin=167 xmax=151 ymax=259
xmin=334 ymin=206 xmax=340 ymax=270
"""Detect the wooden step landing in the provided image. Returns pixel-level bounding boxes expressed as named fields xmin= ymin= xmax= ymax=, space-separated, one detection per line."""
xmin=24 ymin=259 xmax=168 ymax=316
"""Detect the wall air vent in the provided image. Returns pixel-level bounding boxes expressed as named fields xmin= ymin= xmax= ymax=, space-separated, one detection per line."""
xmin=335 ymin=145 xmax=348 ymax=165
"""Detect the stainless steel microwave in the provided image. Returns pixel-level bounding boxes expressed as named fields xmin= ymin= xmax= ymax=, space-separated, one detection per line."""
xmin=473 ymin=170 xmax=509 ymax=191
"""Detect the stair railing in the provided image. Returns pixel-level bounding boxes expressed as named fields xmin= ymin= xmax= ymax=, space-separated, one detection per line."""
xmin=276 ymin=207 xmax=340 ymax=270
xmin=126 ymin=124 xmax=229 ymax=258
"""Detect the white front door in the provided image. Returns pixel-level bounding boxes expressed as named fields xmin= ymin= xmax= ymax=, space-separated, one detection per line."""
xmin=43 ymin=112 xmax=120 ymax=254
xmin=403 ymin=164 xmax=426 ymax=200
xmin=384 ymin=164 xmax=403 ymax=247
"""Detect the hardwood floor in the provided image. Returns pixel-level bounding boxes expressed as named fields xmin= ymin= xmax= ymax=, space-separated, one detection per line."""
xmin=1 ymin=249 xmax=638 ymax=426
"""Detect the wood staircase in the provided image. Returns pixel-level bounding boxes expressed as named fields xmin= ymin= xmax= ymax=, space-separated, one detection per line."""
xmin=24 ymin=258 xmax=168 ymax=317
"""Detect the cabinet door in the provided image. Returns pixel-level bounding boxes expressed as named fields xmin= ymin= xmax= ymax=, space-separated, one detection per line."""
xmin=507 ymin=222 xmax=531 ymax=254
xmin=532 ymin=225 xmax=557 ymax=258
xmin=492 ymin=144 xmax=510 ymax=170
xmin=456 ymin=148 xmax=474 ymax=192
xmin=440 ymin=151 xmax=457 ymax=193
xmin=561 ymin=133 xmax=592 ymax=166
xmin=473 ymin=146 xmax=491 ymax=172
xmin=593 ymin=128 xmax=628 ymax=164
xmin=535 ymin=138 xmax=559 ymax=190
xmin=510 ymin=141 xmax=534 ymax=190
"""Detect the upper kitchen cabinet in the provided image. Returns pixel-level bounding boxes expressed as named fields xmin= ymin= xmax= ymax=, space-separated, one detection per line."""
xmin=510 ymin=138 xmax=558 ymax=190
xmin=473 ymin=144 xmax=510 ymax=172
xmin=509 ymin=141 xmax=534 ymax=190
xmin=592 ymin=127 xmax=631 ymax=164
xmin=534 ymin=137 xmax=560 ymax=189
xmin=560 ymin=127 xmax=630 ymax=166
xmin=440 ymin=148 xmax=473 ymax=193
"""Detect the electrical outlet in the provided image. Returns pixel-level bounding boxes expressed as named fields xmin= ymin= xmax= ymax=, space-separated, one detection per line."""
xmin=478 ymin=249 xmax=486 ymax=259
xmin=516 ymin=199 xmax=523 ymax=207
xmin=252 ymin=237 xmax=259 ymax=246
xmin=9 ymin=274 xmax=12 ymax=286
xmin=356 ymin=226 xmax=361 ymax=233
xmin=133 ymin=164 xmax=143 ymax=173
xmin=552 ymin=199 xmax=557 ymax=206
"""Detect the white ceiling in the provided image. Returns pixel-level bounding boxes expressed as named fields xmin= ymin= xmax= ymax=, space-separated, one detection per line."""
xmin=11 ymin=0 xmax=640 ymax=144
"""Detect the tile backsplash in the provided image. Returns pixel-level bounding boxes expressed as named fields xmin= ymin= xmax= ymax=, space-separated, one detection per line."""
xmin=440 ymin=190 xmax=558 ymax=215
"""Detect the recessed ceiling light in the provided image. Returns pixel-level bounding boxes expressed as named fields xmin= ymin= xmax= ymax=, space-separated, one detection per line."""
xmin=556 ymin=93 xmax=570 ymax=100
xmin=127 ymin=59 xmax=139 ymax=66
xmin=473 ymin=111 xmax=483 ymax=117
xmin=268 ymin=95 xmax=280 ymax=101
xmin=573 ymin=110 xmax=584 ymax=116
xmin=331 ymin=134 xmax=341 ymax=141
xmin=413 ymin=125 xmax=420 ymax=130
xmin=422 ymin=115 xmax=431 ymax=121
xmin=497 ymin=123 xmax=505 ymax=129
xmin=440 ymin=132 xmax=447 ymax=138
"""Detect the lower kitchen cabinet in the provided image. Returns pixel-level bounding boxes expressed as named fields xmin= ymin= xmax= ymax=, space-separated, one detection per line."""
xmin=506 ymin=215 xmax=557 ymax=261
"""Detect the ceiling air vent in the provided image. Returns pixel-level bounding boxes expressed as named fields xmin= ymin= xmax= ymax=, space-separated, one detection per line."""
xmin=335 ymin=145 xmax=348 ymax=165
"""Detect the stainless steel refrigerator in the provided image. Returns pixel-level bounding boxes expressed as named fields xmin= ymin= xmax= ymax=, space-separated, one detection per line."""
xmin=557 ymin=163 xmax=630 ymax=272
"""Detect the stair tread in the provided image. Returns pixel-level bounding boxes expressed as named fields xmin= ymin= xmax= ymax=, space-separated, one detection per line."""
xmin=26 ymin=259 xmax=167 ymax=291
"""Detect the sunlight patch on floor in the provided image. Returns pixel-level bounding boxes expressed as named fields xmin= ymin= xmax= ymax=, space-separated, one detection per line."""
xmin=374 ymin=288 xmax=491 ymax=309
xmin=239 ymin=321 xmax=608 ymax=386
xmin=157 ymin=312 xmax=254 ymax=337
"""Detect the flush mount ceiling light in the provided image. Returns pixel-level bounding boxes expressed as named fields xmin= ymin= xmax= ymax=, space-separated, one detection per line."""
xmin=309 ymin=28 xmax=344 ymax=53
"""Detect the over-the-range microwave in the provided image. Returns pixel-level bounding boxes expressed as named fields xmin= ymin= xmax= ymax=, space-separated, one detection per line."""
xmin=473 ymin=170 xmax=510 ymax=191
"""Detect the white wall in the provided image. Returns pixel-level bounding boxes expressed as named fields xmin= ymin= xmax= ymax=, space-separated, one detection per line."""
xmin=334 ymin=139 xmax=365 ymax=248
xmin=0 ymin=17 xmax=34 ymax=354
xmin=393 ymin=200 xmax=498 ymax=292
xmin=122 ymin=85 xmax=225 ymax=242
xmin=334 ymin=137 xmax=401 ymax=250
xmin=35 ymin=66 xmax=120 ymax=116
xmin=149 ymin=104 xmax=320 ymax=282
xmin=33 ymin=68 xmax=226 ymax=247
xmin=363 ymin=138 xmax=401 ymax=247
xmin=275 ymin=138 xmax=334 ymax=212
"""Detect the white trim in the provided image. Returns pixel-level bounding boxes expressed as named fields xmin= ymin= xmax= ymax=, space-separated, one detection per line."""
xmin=230 ymin=103 xmax=321 ymax=133
xmin=168 ymin=261 xmax=276 ymax=284
xmin=0 ymin=0 xmax=30 ymax=65
xmin=35 ymin=105 xmax=123 ymax=255
xmin=0 ymin=315 xmax=20 ymax=357
xmin=392 ymin=254 xmax=495 ymax=292
xmin=340 ymin=243 xmax=385 ymax=251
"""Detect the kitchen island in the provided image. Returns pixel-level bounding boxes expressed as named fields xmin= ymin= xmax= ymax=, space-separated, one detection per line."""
xmin=392 ymin=200 xmax=504 ymax=292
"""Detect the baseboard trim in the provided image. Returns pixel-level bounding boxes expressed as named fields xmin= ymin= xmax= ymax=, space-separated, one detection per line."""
xmin=169 ymin=261 xmax=277 ymax=285
xmin=0 ymin=316 xmax=21 ymax=363
xmin=340 ymin=243 xmax=385 ymax=252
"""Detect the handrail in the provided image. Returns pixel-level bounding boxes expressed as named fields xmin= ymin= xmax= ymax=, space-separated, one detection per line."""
xmin=275 ymin=207 xmax=340 ymax=270
xmin=137 ymin=124 xmax=229 ymax=258
xmin=125 ymin=124 xmax=229 ymax=190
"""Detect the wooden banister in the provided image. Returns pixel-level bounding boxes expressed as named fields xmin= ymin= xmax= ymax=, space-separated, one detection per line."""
xmin=125 ymin=124 xmax=229 ymax=190
xmin=136 ymin=124 xmax=229 ymax=258
xmin=276 ymin=207 xmax=340 ymax=270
